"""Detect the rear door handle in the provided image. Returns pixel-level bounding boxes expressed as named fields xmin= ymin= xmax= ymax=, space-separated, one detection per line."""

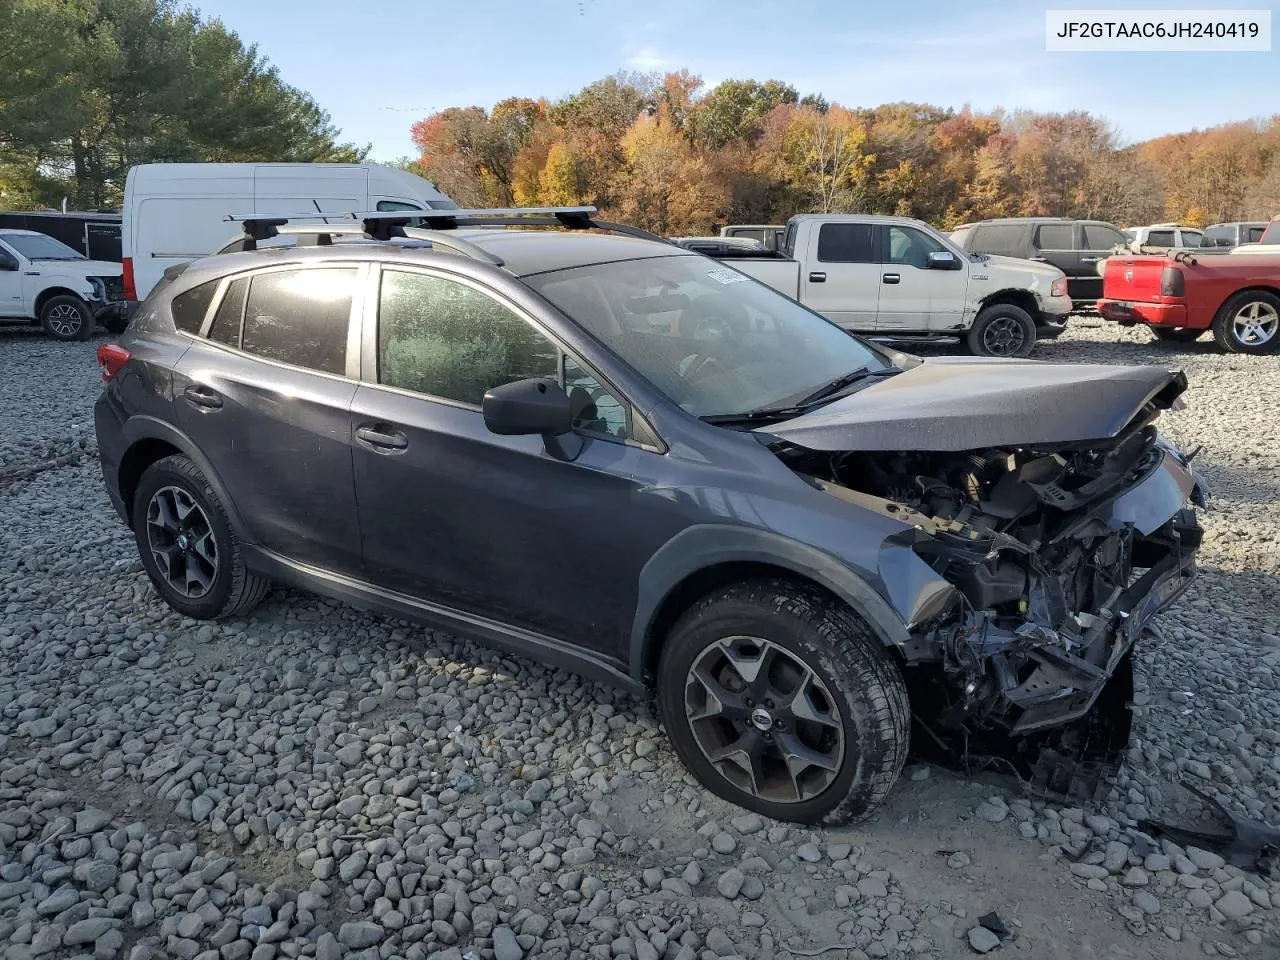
xmin=1080 ymin=256 xmax=1101 ymax=262
xmin=882 ymin=273 xmax=901 ymax=284
xmin=808 ymin=272 xmax=826 ymax=283
xmin=1028 ymin=256 xmax=1048 ymax=262
xmin=182 ymin=384 xmax=223 ymax=409
xmin=356 ymin=424 xmax=408 ymax=452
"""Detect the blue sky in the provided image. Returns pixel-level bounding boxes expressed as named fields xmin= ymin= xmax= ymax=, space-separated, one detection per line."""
xmin=198 ymin=0 xmax=1278 ymax=160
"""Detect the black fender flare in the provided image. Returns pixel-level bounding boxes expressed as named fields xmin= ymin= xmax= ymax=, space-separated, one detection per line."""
xmin=118 ymin=415 xmax=253 ymax=542
xmin=628 ymin=524 xmax=911 ymax=681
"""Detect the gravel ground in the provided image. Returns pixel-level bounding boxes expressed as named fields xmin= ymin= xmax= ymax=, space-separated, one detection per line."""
xmin=1 ymin=319 xmax=1278 ymax=960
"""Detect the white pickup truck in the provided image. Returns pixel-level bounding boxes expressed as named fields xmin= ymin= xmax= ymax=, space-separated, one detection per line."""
xmin=0 ymin=229 xmax=126 ymax=341
xmin=706 ymin=214 xmax=1074 ymax=357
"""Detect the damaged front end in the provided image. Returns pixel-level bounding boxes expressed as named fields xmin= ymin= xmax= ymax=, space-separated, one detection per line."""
xmin=775 ymin=403 xmax=1206 ymax=796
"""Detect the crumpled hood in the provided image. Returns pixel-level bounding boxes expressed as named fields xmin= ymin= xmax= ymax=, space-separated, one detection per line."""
xmin=758 ymin=356 xmax=1187 ymax=452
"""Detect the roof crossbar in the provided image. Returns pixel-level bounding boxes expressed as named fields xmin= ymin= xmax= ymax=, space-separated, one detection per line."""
xmin=347 ymin=206 xmax=673 ymax=245
xmin=223 ymin=212 xmax=342 ymax=250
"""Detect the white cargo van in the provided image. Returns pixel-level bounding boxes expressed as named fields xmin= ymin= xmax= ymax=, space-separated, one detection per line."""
xmin=122 ymin=163 xmax=456 ymax=302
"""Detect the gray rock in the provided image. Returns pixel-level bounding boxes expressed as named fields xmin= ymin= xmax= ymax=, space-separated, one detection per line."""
xmin=968 ymin=926 xmax=1001 ymax=954
xmin=36 ymin=888 xmax=78 ymax=916
xmin=1186 ymin=846 xmax=1225 ymax=871
xmin=63 ymin=918 xmax=115 ymax=945
xmin=947 ymin=851 xmax=971 ymax=869
xmin=717 ymin=868 xmax=745 ymax=899
xmin=75 ymin=808 xmax=114 ymax=834
xmin=795 ymin=842 xmax=821 ymax=862
xmin=710 ymin=832 xmax=737 ymax=855
xmin=730 ymin=814 xmax=764 ymax=834
xmin=492 ymin=925 xmax=523 ymax=960
xmin=338 ymin=921 xmax=383 ymax=948
xmin=1132 ymin=891 xmax=1160 ymax=915
xmin=1215 ymin=890 xmax=1254 ymax=919
xmin=975 ymin=803 xmax=1007 ymax=823
xmin=857 ymin=877 xmax=888 ymax=898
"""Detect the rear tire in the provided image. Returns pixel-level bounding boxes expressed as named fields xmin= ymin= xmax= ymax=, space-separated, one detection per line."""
xmin=966 ymin=303 xmax=1036 ymax=358
xmin=1150 ymin=327 xmax=1203 ymax=343
xmin=1211 ymin=290 xmax=1280 ymax=354
xmin=656 ymin=579 xmax=909 ymax=825
xmin=39 ymin=294 xmax=93 ymax=342
xmin=131 ymin=454 xmax=271 ymax=620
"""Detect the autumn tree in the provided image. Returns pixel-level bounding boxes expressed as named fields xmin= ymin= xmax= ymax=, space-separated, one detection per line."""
xmin=695 ymin=79 xmax=798 ymax=149
xmin=614 ymin=105 xmax=728 ymax=234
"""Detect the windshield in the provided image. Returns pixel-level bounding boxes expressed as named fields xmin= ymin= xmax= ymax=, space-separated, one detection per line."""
xmin=524 ymin=255 xmax=897 ymax=418
xmin=1 ymin=233 xmax=86 ymax=261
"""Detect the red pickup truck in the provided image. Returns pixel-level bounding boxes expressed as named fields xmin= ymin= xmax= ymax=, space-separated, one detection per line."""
xmin=1097 ymin=250 xmax=1280 ymax=354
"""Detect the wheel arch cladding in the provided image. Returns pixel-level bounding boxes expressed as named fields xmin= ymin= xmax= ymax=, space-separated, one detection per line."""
xmin=630 ymin=524 xmax=912 ymax=683
xmin=118 ymin=417 xmax=250 ymax=538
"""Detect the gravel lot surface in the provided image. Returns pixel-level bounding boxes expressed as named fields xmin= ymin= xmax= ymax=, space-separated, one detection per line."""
xmin=1 ymin=320 xmax=1278 ymax=960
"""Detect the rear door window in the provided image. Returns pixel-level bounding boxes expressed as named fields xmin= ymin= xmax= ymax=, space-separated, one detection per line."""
xmin=816 ymin=223 xmax=875 ymax=263
xmin=1178 ymin=230 xmax=1203 ymax=248
xmin=1082 ymin=224 xmax=1127 ymax=250
xmin=1146 ymin=229 xmax=1176 ymax=246
xmin=1033 ymin=224 xmax=1074 ymax=250
xmin=968 ymin=224 xmax=1025 ymax=257
xmin=238 ymin=267 xmax=358 ymax=375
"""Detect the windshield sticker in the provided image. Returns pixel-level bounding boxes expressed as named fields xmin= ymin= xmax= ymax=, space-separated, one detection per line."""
xmin=706 ymin=267 xmax=748 ymax=285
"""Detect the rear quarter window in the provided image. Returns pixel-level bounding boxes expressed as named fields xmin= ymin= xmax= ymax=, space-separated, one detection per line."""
xmin=170 ymin=281 xmax=219 ymax=335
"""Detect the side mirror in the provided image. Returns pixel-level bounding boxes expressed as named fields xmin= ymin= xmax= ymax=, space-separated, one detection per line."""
xmin=927 ymin=250 xmax=959 ymax=270
xmin=0 ymin=259 xmax=16 ymax=272
xmin=482 ymin=377 xmax=582 ymax=460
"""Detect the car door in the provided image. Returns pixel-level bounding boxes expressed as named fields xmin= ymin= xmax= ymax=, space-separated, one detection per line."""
xmin=349 ymin=265 xmax=662 ymax=658
xmin=873 ymin=224 xmax=968 ymax=332
xmin=170 ymin=263 xmax=367 ymax=575
xmin=1077 ymin=222 xmax=1127 ymax=302
xmin=1029 ymin=222 xmax=1082 ymax=302
xmin=800 ymin=222 xmax=879 ymax=330
xmin=0 ymin=241 xmax=23 ymax=316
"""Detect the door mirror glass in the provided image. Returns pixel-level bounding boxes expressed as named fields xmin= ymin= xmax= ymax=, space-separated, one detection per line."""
xmin=0 ymin=253 xmax=17 ymax=271
xmin=483 ymin=377 xmax=573 ymax=437
xmin=926 ymin=250 xmax=958 ymax=269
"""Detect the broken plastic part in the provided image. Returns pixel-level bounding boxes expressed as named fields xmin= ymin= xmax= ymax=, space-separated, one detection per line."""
xmin=1139 ymin=776 xmax=1280 ymax=877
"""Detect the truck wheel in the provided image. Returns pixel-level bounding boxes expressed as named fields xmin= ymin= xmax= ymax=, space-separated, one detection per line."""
xmin=1211 ymin=291 xmax=1280 ymax=354
xmin=1150 ymin=327 xmax=1203 ymax=343
xmin=655 ymin=579 xmax=909 ymax=826
xmin=966 ymin=303 xmax=1036 ymax=358
xmin=39 ymin=295 xmax=94 ymax=342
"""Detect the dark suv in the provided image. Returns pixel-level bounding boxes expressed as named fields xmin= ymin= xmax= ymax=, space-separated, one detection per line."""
xmin=95 ymin=207 xmax=1205 ymax=824
xmin=952 ymin=217 xmax=1129 ymax=310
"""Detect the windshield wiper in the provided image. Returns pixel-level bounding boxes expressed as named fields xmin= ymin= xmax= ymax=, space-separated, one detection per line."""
xmin=703 ymin=367 xmax=900 ymax=426
xmin=792 ymin=366 xmax=899 ymax=406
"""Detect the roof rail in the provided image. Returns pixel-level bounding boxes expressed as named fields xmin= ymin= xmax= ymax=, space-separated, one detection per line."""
xmin=223 ymin=206 xmax=675 ymax=264
xmin=347 ymin=206 xmax=673 ymax=245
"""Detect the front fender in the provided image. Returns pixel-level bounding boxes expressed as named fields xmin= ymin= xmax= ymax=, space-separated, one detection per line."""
xmin=629 ymin=524 xmax=913 ymax=681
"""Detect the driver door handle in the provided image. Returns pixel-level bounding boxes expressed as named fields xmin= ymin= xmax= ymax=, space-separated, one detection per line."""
xmin=356 ymin=424 xmax=408 ymax=451
xmin=1029 ymin=256 xmax=1048 ymax=262
xmin=882 ymin=273 xmax=901 ymax=284
xmin=808 ymin=272 xmax=826 ymax=283
xmin=1081 ymin=256 xmax=1101 ymax=262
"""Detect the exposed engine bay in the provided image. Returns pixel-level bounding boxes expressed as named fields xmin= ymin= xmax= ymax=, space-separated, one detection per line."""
xmin=776 ymin=406 xmax=1206 ymax=797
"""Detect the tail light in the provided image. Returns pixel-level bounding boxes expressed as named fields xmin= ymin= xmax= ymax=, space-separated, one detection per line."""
xmin=1160 ymin=266 xmax=1185 ymax=297
xmin=96 ymin=343 xmax=131 ymax=383
xmin=122 ymin=256 xmax=137 ymax=302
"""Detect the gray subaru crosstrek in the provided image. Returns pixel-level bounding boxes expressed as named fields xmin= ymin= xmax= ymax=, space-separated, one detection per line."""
xmin=94 ymin=207 xmax=1205 ymax=825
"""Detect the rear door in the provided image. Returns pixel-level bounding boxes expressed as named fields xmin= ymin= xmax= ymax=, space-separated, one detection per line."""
xmin=1077 ymin=222 xmax=1128 ymax=302
xmin=873 ymin=224 xmax=968 ymax=332
xmin=1030 ymin=222 xmax=1082 ymax=301
xmin=801 ymin=221 xmax=879 ymax=329
xmin=170 ymin=263 xmax=367 ymax=575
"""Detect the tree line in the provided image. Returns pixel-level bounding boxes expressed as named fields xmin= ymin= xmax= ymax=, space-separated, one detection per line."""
xmin=0 ymin=0 xmax=366 ymax=210
xmin=406 ymin=70 xmax=1280 ymax=235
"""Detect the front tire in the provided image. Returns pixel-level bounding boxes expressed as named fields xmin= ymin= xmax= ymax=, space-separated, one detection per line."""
xmin=1150 ymin=327 xmax=1203 ymax=343
xmin=966 ymin=303 xmax=1036 ymax=358
xmin=39 ymin=294 xmax=93 ymax=341
xmin=131 ymin=454 xmax=270 ymax=620
xmin=656 ymin=579 xmax=909 ymax=826
xmin=1211 ymin=290 xmax=1280 ymax=354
